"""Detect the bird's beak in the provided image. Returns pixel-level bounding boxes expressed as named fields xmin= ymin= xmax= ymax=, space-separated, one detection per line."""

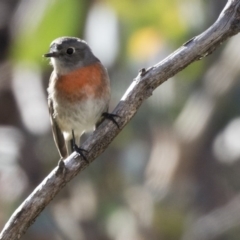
xmin=43 ymin=52 xmax=59 ymax=58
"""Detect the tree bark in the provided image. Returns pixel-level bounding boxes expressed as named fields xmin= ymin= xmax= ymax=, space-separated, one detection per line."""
xmin=1 ymin=0 xmax=240 ymax=239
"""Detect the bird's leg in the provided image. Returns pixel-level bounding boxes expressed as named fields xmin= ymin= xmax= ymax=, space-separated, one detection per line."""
xmin=71 ymin=130 xmax=88 ymax=163
xmin=102 ymin=112 xmax=121 ymax=129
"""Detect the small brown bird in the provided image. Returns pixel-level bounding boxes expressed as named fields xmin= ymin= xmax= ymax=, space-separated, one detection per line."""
xmin=44 ymin=37 xmax=117 ymax=160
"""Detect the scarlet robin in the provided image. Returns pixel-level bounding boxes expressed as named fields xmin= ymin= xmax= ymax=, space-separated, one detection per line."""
xmin=44 ymin=37 xmax=118 ymax=161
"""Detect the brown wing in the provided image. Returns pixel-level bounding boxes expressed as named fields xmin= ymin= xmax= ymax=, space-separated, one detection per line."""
xmin=48 ymin=98 xmax=67 ymax=158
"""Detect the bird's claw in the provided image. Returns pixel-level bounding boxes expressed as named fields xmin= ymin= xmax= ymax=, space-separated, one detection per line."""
xmin=102 ymin=112 xmax=120 ymax=129
xmin=73 ymin=144 xmax=89 ymax=163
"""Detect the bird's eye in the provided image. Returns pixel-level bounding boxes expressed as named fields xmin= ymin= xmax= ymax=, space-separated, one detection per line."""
xmin=66 ymin=47 xmax=74 ymax=55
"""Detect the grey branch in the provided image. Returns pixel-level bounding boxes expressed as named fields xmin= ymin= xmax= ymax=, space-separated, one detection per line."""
xmin=1 ymin=0 xmax=240 ymax=239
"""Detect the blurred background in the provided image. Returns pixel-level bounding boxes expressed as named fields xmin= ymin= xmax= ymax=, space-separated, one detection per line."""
xmin=1 ymin=0 xmax=240 ymax=239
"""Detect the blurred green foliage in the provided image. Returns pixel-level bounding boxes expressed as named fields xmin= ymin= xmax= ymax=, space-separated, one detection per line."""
xmin=107 ymin=0 xmax=188 ymax=40
xmin=11 ymin=0 xmax=85 ymax=65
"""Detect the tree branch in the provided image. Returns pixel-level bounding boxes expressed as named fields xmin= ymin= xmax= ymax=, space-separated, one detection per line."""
xmin=1 ymin=0 xmax=240 ymax=239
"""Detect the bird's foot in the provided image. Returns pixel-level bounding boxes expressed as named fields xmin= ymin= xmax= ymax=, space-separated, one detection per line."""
xmin=102 ymin=112 xmax=120 ymax=128
xmin=71 ymin=129 xmax=89 ymax=163
xmin=73 ymin=144 xmax=89 ymax=163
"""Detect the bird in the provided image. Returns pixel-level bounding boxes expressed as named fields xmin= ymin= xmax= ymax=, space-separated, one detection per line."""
xmin=44 ymin=37 xmax=118 ymax=161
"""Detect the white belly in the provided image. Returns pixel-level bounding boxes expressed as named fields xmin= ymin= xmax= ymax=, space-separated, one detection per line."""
xmin=54 ymin=97 xmax=108 ymax=141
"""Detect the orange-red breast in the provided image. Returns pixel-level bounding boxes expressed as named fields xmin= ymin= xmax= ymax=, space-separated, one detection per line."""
xmin=44 ymin=37 xmax=111 ymax=160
